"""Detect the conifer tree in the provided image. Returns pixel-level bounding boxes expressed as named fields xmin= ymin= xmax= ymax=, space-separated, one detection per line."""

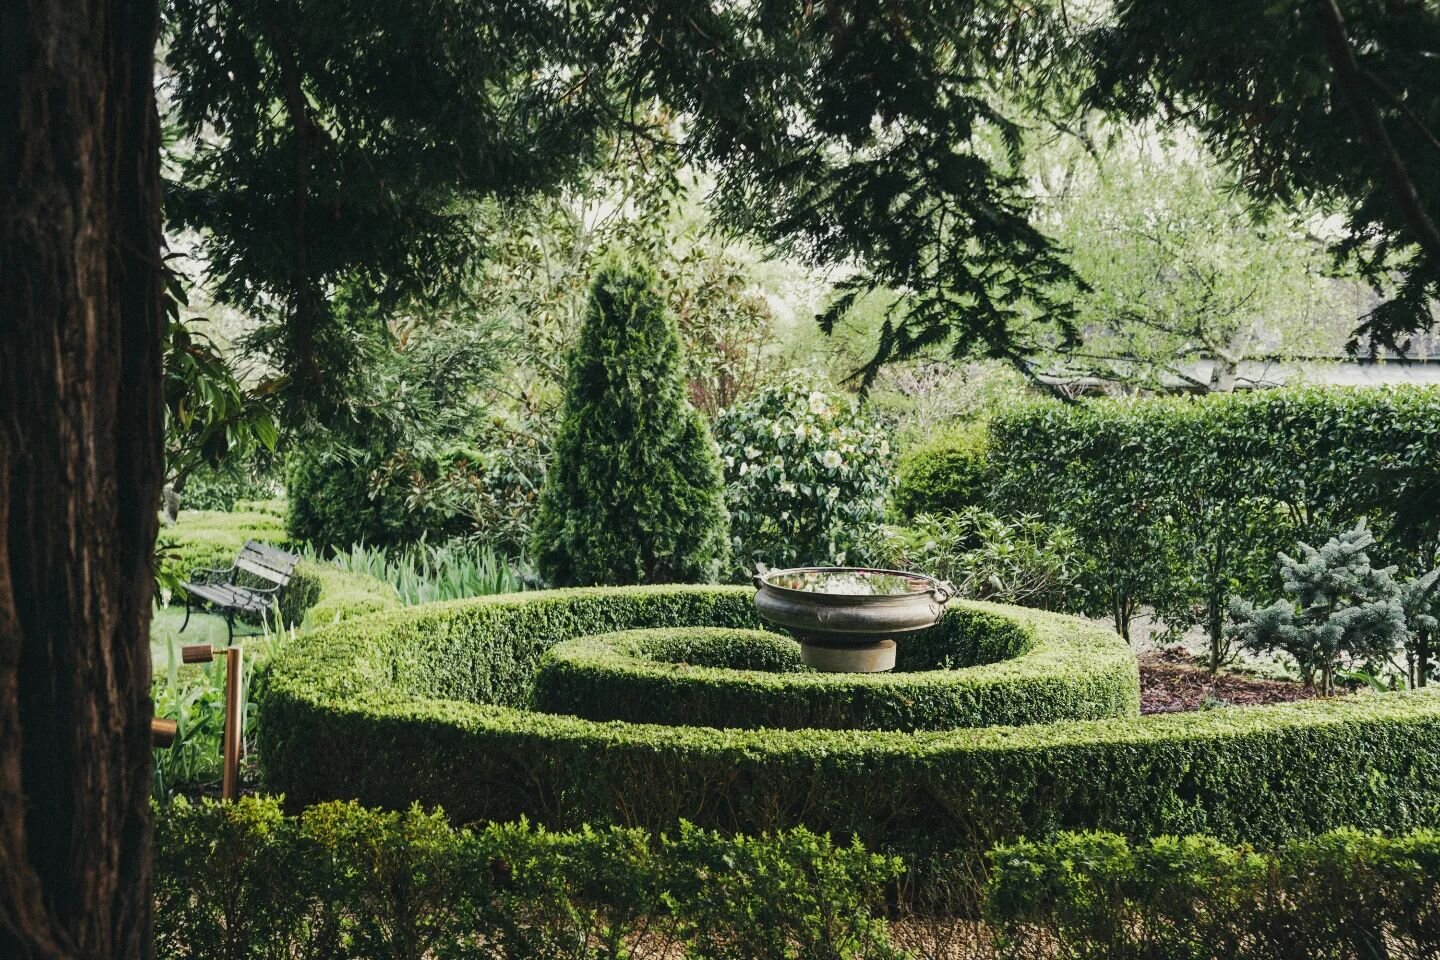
xmin=532 ymin=259 xmax=729 ymax=586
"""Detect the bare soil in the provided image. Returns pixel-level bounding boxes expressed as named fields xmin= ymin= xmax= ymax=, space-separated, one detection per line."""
xmin=1139 ymin=648 xmax=1317 ymax=714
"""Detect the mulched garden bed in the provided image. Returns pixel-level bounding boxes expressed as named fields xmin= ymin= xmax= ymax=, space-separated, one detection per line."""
xmin=1140 ymin=649 xmax=1317 ymax=714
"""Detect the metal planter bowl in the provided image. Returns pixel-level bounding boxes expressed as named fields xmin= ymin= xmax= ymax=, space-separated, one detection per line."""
xmin=752 ymin=567 xmax=955 ymax=672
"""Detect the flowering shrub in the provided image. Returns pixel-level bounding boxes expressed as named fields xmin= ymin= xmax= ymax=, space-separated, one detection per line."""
xmin=713 ymin=379 xmax=893 ymax=577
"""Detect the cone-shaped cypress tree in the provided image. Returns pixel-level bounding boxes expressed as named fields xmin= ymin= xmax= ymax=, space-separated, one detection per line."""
xmin=532 ymin=258 xmax=730 ymax=585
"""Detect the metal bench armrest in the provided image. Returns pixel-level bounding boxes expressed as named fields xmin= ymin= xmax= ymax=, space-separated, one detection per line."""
xmin=189 ymin=565 xmax=237 ymax=585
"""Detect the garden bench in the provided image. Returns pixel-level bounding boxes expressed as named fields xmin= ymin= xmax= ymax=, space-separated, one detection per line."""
xmin=180 ymin=540 xmax=299 ymax=641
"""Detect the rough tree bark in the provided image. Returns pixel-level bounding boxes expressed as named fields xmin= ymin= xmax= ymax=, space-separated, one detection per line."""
xmin=0 ymin=0 xmax=164 ymax=957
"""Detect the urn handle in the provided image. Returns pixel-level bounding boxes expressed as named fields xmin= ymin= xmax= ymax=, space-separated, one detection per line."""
xmin=931 ymin=580 xmax=956 ymax=604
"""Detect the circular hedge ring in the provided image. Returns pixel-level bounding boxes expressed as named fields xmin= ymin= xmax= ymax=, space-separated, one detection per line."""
xmin=534 ymin=620 xmax=1137 ymax=731
xmin=259 ymin=585 xmax=1440 ymax=872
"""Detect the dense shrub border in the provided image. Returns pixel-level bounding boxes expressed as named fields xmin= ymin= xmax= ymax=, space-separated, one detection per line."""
xmin=890 ymin=426 xmax=988 ymax=519
xmin=987 ymin=828 xmax=1440 ymax=958
xmin=159 ymin=508 xmax=398 ymax=628
xmin=261 ymin=585 xmax=1440 ymax=874
xmin=155 ymin=795 xmax=901 ymax=960
xmin=533 ymin=605 xmax=1139 ymax=731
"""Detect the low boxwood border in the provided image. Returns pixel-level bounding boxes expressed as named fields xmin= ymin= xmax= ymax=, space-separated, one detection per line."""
xmin=259 ymin=585 xmax=1440 ymax=872
xmin=534 ymin=608 xmax=1139 ymax=730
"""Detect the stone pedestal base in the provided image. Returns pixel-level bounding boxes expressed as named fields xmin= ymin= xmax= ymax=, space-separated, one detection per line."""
xmin=799 ymin=639 xmax=896 ymax=673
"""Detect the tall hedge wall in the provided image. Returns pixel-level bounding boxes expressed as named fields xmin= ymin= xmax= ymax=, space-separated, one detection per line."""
xmin=986 ymin=387 xmax=1440 ymax=648
xmin=533 ymin=606 xmax=1139 ymax=731
xmin=259 ymin=586 xmax=1440 ymax=878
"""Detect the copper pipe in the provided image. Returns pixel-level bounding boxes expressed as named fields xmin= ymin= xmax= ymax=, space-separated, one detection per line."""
xmin=182 ymin=643 xmax=216 ymax=664
xmin=221 ymin=645 xmax=244 ymax=801
xmin=151 ymin=716 xmax=178 ymax=748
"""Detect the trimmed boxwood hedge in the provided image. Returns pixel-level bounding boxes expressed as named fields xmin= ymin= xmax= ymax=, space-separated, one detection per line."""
xmin=533 ymin=605 xmax=1139 ymax=731
xmin=259 ymin=585 xmax=1440 ymax=874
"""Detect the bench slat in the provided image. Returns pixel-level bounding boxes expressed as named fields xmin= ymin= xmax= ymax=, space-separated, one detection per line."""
xmin=235 ymin=555 xmax=293 ymax=585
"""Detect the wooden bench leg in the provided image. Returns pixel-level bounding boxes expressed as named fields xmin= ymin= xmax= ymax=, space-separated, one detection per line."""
xmin=225 ymin=611 xmax=235 ymax=644
xmin=180 ymin=597 xmax=192 ymax=633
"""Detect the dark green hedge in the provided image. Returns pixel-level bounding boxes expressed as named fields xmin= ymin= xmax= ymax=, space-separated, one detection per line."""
xmin=890 ymin=426 xmax=988 ymax=519
xmin=533 ymin=605 xmax=1139 ymax=731
xmin=259 ymin=585 xmax=1440 ymax=877
xmin=987 ymin=828 xmax=1440 ymax=959
xmin=154 ymin=795 xmax=902 ymax=960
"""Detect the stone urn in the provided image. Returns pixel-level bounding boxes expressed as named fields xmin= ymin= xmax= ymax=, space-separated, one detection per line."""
xmin=752 ymin=567 xmax=955 ymax=672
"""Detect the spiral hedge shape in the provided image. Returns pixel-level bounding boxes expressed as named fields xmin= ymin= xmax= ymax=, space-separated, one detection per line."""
xmin=258 ymin=585 xmax=1440 ymax=869
xmin=534 ymin=612 xmax=1139 ymax=730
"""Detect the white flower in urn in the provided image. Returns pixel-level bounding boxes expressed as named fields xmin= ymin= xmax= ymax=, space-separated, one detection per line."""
xmin=821 ymin=449 xmax=842 ymax=470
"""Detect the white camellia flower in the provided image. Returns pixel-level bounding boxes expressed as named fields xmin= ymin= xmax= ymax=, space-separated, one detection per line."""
xmin=770 ymin=456 xmax=784 ymax=470
xmin=808 ymin=391 xmax=828 ymax=415
xmin=794 ymin=423 xmax=808 ymax=440
xmin=744 ymin=445 xmax=761 ymax=460
xmin=779 ymin=481 xmax=796 ymax=495
xmin=821 ymin=450 xmax=842 ymax=470
xmin=780 ymin=511 xmax=790 ymax=521
xmin=739 ymin=461 xmax=749 ymax=476
xmin=770 ymin=422 xmax=783 ymax=439
xmin=826 ymin=485 xmax=840 ymax=499
xmin=724 ymin=455 xmax=735 ymax=469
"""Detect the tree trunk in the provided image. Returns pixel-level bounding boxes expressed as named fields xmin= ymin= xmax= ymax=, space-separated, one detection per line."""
xmin=0 ymin=0 xmax=164 ymax=957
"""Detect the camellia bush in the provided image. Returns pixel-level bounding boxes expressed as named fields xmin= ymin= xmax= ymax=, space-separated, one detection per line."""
xmin=713 ymin=377 xmax=893 ymax=577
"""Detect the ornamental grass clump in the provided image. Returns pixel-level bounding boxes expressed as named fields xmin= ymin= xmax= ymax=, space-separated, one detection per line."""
xmin=532 ymin=258 xmax=729 ymax=586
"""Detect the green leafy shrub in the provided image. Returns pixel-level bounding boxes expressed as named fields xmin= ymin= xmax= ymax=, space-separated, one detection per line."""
xmin=153 ymin=795 xmax=903 ymax=960
xmin=311 ymin=539 xmax=525 ymax=606
xmin=986 ymin=828 xmax=1440 ymax=959
xmin=890 ymin=426 xmax=988 ymax=519
xmin=713 ymin=377 xmax=893 ymax=576
xmin=259 ymin=585 xmax=1440 ymax=886
xmin=880 ymin=508 xmax=1083 ymax=611
xmin=534 ymin=614 xmax=1138 ymax=731
xmin=177 ymin=456 xmax=283 ymax=512
xmin=532 ymin=259 xmax=730 ymax=586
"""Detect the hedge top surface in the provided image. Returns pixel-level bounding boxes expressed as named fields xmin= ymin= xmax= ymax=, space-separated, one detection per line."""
xmin=534 ymin=611 xmax=1139 ymax=730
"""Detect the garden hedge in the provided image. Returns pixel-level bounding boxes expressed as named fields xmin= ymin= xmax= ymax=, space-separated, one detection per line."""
xmin=154 ymin=795 xmax=901 ymax=960
xmin=533 ymin=605 xmax=1139 ymax=731
xmin=159 ymin=508 xmax=398 ymax=628
xmin=260 ymin=585 xmax=1440 ymax=875
xmin=987 ymin=828 xmax=1440 ymax=958
xmin=984 ymin=386 xmax=1440 ymax=650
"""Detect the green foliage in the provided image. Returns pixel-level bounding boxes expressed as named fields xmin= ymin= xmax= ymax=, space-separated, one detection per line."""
xmin=987 ymin=828 xmax=1440 ymax=959
xmin=987 ymin=388 xmax=1440 ymax=658
xmin=283 ymin=307 xmax=521 ymax=552
xmin=151 ymin=639 xmax=265 ymax=801
xmin=534 ymin=612 xmax=1137 ymax=731
xmin=890 ymin=427 xmax=988 ymax=519
xmin=310 ymin=540 xmax=526 ymax=606
xmin=879 ymin=509 xmax=1083 ymax=611
xmin=1032 ymin=134 xmax=1354 ymax=392
xmin=179 ymin=458 xmax=283 ymax=513
xmin=1090 ymin=0 xmax=1440 ymax=353
xmin=153 ymin=795 xmax=903 ymax=960
xmin=1230 ymin=524 xmax=1412 ymax=695
xmin=260 ymin=584 xmax=1440 ymax=886
xmin=714 ymin=378 xmax=894 ymax=576
xmin=532 ymin=259 xmax=729 ymax=586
